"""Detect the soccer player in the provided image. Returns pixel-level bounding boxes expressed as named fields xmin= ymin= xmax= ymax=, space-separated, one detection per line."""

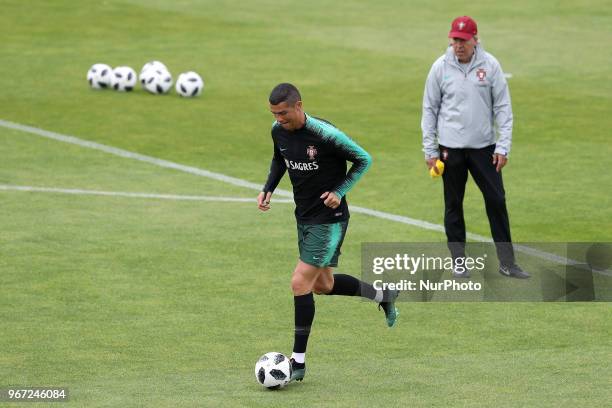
xmin=258 ymin=83 xmax=399 ymax=382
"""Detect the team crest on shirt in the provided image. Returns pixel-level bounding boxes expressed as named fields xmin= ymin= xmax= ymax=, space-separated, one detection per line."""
xmin=306 ymin=145 xmax=318 ymax=160
xmin=476 ymin=68 xmax=487 ymax=81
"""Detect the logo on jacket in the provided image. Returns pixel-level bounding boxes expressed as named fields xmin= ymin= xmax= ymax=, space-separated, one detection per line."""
xmin=306 ymin=145 xmax=318 ymax=160
xmin=476 ymin=68 xmax=487 ymax=81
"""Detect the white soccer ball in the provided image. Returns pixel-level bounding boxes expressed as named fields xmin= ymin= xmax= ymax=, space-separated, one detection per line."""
xmin=175 ymin=71 xmax=204 ymax=97
xmin=139 ymin=68 xmax=156 ymax=88
xmin=87 ymin=63 xmax=113 ymax=89
xmin=140 ymin=60 xmax=167 ymax=76
xmin=142 ymin=69 xmax=173 ymax=95
xmin=138 ymin=61 xmax=169 ymax=87
xmin=111 ymin=66 xmax=137 ymax=92
xmin=254 ymin=352 xmax=292 ymax=389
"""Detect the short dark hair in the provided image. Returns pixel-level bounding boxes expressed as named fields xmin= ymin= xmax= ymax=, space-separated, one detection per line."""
xmin=269 ymin=83 xmax=301 ymax=106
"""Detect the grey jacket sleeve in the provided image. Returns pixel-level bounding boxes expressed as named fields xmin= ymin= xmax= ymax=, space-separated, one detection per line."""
xmin=490 ymin=59 xmax=513 ymax=156
xmin=421 ymin=61 xmax=442 ymax=159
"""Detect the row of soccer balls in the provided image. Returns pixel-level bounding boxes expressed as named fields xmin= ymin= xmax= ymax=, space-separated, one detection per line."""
xmin=87 ymin=61 xmax=204 ymax=97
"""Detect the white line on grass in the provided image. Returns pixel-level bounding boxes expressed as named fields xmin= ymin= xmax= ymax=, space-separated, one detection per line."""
xmin=1 ymin=185 xmax=594 ymax=272
xmin=0 ymin=119 xmax=584 ymax=266
xmin=0 ymin=118 xmax=457 ymax=236
xmin=0 ymin=119 xmax=293 ymax=198
xmin=0 ymin=185 xmax=295 ymax=203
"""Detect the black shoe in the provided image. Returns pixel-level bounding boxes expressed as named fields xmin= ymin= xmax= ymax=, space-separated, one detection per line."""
xmin=499 ymin=263 xmax=530 ymax=279
xmin=290 ymin=358 xmax=306 ymax=382
xmin=452 ymin=265 xmax=470 ymax=278
xmin=451 ymin=257 xmax=470 ymax=278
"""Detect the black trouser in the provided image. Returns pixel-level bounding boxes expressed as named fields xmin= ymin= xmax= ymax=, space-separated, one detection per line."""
xmin=440 ymin=144 xmax=515 ymax=266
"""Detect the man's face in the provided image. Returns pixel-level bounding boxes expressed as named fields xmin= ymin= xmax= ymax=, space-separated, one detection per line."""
xmin=269 ymin=100 xmax=304 ymax=131
xmin=450 ymin=37 xmax=477 ymax=63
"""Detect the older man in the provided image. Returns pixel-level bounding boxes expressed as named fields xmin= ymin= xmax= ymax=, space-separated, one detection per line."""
xmin=421 ymin=16 xmax=529 ymax=279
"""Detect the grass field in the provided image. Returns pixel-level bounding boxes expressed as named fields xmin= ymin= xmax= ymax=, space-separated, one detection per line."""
xmin=1 ymin=1 xmax=611 ymax=406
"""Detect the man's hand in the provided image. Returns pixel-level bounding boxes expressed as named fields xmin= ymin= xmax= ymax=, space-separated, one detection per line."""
xmin=257 ymin=191 xmax=272 ymax=211
xmin=492 ymin=153 xmax=508 ymax=172
xmin=426 ymin=157 xmax=440 ymax=175
xmin=320 ymin=191 xmax=341 ymax=209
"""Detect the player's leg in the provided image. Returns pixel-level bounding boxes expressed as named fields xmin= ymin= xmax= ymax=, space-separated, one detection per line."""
xmin=467 ymin=146 xmax=529 ymax=278
xmin=312 ymin=267 xmax=335 ymax=295
xmin=311 ymin=221 xmax=399 ymax=327
xmin=441 ymin=146 xmax=469 ymax=276
xmin=290 ymin=222 xmax=332 ymax=382
xmin=291 ymin=259 xmax=322 ymax=295
xmin=313 ymin=268 xmax=383 ymax=302
xmin=311 ymin=221 xmax=380 ymax=300
xmin=313 ymin=267 xmax=399 ymax=327
xmin=289 ymin=259 xmax=321 ymax=381
xmin=290 ymin=222 xmax=343 ymax=382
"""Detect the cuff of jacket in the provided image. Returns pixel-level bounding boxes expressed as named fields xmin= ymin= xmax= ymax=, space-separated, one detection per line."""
xmin=424 ymin=151 xmax=439 ymax=159
xmin=494 ymin=146 xmax=509 ymax=157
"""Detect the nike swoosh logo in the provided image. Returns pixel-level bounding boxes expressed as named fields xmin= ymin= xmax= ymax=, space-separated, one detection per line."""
xmin=279 ymin=147 xmax=287 ymax=151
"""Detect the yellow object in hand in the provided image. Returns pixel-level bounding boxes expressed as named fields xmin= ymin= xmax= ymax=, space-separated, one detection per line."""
xmin=429 ymin=159 xmax=445 ymax=178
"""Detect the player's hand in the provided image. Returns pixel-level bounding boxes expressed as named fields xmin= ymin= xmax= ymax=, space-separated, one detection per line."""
xmin=320 ymin=191 xmax=341 ymax=209
xmin=492 ymin=153 xmax=507 ymax=173
xmin=257 ymin=191 xmax=272 ymax=211
xmin=426 ymin=157 xmax=440 ymax=175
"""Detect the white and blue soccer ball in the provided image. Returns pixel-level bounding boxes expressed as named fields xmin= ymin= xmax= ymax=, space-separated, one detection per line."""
xmin=87 ymin=63 xmax=113 ymax=89
xmin=175 ymin=71 xmax=204 ymax=97
xmin=111 ymin=66 xmax=137 ymax=92
xmin=142 ymin=68 xmax=173 ymax=95
xmin=254 ymin=352 xmax=292 ymax=389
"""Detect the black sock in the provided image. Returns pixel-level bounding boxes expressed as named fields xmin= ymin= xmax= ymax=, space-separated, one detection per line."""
xmin=293 ymin=293 xmax=315 ymax=355
xmin=328 ymin=274 xmax=378 ymax=300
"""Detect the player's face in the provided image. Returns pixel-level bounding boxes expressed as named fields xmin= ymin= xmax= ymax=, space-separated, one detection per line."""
xmin=450 ymin=37 xmax=477 ymax=63
xmin=270 ymin=101 xmax=305 ymax=131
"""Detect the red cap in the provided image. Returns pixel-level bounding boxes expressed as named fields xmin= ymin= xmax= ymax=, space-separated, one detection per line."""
xmin=448 ymin=16 xmax=478 ymax=40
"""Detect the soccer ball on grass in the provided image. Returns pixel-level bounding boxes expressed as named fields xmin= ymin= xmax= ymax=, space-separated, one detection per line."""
xmin=140 ymin=60 xmax=167 ymax=78
xmin=142 ymin=69 xmax=173 ymax=95
xmin=111 ymin=66 xmax=137 ymax=91
xmin=175 ymin=71 xmax=204 ymax=97
xmin=87 ymin=63 xmax=113 ymax=89
xmin=254 ymin=352 xmax=292 ymax=389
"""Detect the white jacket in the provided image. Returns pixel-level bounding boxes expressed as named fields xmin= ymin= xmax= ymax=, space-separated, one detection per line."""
xmin=421 ymin=44 xmax=513 ymax=158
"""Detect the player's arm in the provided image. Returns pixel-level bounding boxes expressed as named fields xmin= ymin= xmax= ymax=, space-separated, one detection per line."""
xmin=319 ymin=128 xmax=371 ymax=209
xmin=331 ymin=133 xmax=372 ymax=199
xmin=259 ymin=143 xmax=287 ymax=211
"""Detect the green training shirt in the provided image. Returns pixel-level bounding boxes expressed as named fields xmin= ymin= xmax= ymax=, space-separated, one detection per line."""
xmin=263 ymin=113 xmax=372 ymax=224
